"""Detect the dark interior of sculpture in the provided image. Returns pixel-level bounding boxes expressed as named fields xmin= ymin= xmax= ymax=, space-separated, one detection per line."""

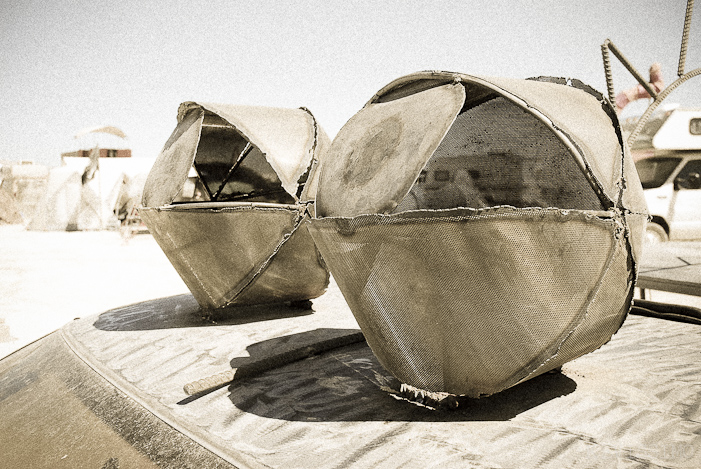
xmin=174 ymin=113 xmax=295 ymax=205
xmin=393 ymin=88 xmax=606 ymax=213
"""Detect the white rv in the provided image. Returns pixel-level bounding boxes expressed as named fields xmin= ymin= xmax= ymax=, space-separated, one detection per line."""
xmin=628 ymin=106 xmax=701 ymax=242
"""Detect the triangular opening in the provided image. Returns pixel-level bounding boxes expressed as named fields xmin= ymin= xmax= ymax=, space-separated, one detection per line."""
xmin=394 ymin=93 xmax=606 ymax=212
xmin=176 ymin=113 xmax=295 ymax=205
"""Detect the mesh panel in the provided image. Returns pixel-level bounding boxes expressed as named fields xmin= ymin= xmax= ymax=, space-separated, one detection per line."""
xmin=142 ymin=206 xmax=328 ymax=309
xmin=518 ymin=230 xmax=633 ymax=382
xmin=308 ymin=209 xmax=628 ymax=396
xmin=231 ymin=222 xmax=330 ymax=305
xmin=394 ymin=97 xmax=604 ymax=212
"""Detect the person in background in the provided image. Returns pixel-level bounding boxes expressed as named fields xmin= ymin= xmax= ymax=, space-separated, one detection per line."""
xmin=616 ymin=62 xmax=665 ymax=112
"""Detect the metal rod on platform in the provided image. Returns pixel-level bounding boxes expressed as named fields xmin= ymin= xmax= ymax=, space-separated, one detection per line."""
xmin=183 ymin=331 xmax=366 ymax=396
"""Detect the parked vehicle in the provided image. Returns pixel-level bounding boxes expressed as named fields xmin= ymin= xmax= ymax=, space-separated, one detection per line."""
xmin=627 ymin=106 xmax=701 ymax=242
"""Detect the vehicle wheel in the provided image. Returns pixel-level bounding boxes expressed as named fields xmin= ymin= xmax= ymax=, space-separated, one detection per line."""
xmin=645 ymin=222 xmax=668 ymax=244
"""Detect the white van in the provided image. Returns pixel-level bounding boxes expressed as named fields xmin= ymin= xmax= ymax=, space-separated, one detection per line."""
xmin=628 ymin=106 xmax=701 ymax=243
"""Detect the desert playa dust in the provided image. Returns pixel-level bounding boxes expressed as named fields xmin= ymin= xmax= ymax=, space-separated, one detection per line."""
xmin=0 ymin=225 xmax=189 ymax=358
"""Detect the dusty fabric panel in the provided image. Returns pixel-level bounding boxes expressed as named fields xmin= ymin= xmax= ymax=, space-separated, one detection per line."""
xmin=309 ymin=208 xmax=624 ymax=396
xmin=179 ymin=102 xmax=316 ymax=198
xmin=142 ymin=110 xmax=204 ymax=208
xmin=518 ymin=229 xmax=633 ymax=383
xmin=316 ymin=83 xmax=466 ymax=218
xmin=231 ymin=222 xmax=329 ymax=306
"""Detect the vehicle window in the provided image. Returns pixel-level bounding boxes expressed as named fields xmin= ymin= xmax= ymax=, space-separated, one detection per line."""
xmin=635 ymin=157 xmax=682 ymax=189
xmin=0 ymin=333 xmax=233 ymax=468
xmin=690 ymin=118 xmax=701 ymax=135
xmin=675 ymin=159 xmax=701 ymax=190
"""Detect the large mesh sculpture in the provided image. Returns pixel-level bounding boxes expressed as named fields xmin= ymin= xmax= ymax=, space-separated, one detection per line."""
xmin=308 ymin=72 xmax=648 ymax=397
xmin=141 ymin=102 xmax=330 ymax=309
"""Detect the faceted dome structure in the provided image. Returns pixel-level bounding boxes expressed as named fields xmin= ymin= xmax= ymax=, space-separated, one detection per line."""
xmin=308 ymin=72 xmax=648 ymax=397
xmin=141 ymin=102 xmax=330 ymax=309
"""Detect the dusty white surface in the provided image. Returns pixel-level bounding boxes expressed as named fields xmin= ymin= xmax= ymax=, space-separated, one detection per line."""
xmin=0 ymin=225 xmax=189 ymax=358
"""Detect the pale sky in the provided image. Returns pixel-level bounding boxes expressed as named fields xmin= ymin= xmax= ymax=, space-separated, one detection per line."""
xmin=2 ymin=0 xmax=699 ymax=166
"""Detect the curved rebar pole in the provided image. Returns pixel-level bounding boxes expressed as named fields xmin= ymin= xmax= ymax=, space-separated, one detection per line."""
xmin=626 ymin=68 xmax=701 ymax=147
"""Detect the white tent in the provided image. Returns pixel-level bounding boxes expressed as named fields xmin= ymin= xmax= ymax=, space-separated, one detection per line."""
xmin=26 ymin=167 xmax=84 ymax=231
xmin=27 ymin=158 xmax=155 ymax=231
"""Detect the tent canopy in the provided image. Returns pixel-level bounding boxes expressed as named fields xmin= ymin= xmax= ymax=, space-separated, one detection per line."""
xmin=74 ymin=125 xmax=127 ymax=139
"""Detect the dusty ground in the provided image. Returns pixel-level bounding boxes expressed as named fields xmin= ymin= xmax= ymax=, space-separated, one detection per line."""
xmin=0 ymin=225 xmax=189 ymax=358
xmin=2 ymin=224 xmax=700 ymax=360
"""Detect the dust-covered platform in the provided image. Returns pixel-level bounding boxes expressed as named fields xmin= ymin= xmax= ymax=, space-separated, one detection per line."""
xmin=30 ymin=279 xmax=701 ymax=468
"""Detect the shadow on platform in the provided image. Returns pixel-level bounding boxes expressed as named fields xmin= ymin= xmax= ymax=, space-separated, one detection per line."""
xmin=93 ymin=294 xmax=314 ymax=332
xmin=224 ymin=329 xmax=577 ymax=423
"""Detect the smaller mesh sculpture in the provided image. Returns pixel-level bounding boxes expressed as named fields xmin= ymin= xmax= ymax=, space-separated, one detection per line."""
xmin=141 ymin=102 xmax=330 ymax=309
xmin=308 ymin=72 xmax=648 ymax=397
